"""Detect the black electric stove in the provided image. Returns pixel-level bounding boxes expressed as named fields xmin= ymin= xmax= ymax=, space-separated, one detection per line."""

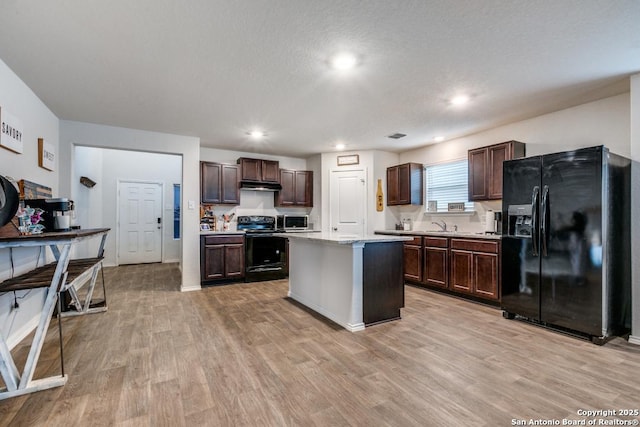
xmin=237 ymin=216 xmax=287 ymax=282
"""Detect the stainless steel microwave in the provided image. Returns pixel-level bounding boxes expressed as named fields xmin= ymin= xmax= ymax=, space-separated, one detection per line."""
xmin=276 ymin=215 xmax=309 ymax=230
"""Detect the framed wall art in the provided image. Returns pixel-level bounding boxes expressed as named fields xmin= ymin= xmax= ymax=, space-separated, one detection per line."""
xmin=337 ymin=154 xmax=359 ymax=166
xmin=38 ymin=138 xmax=55 ymax=171
xmin=0 ymin=106 xmax=24 ymax=154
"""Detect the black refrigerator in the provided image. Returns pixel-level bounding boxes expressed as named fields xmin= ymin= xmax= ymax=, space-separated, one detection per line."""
xmin=501 ymin=146 xmax=631 ymax=344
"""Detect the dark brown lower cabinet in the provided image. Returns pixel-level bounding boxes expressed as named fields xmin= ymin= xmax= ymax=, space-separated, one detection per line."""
xmin=473 ymin=252 xmax=498 ymax=299
xmin=423 ymin=237 xmax=448 ymax=288
xmin=403 ymin=236 xmax=423 ymax=282
xmin=399 ymin=234 xmax=500 ymax=302
xmin=363 ymin=242 xmax=404 ymax=325
xmin=450 ymin=239 xmax=500 ymax=300
xmin=449 ymin=250 xmax=473 ymax=293
xmin=201 ymin=235 xmax=245 ymax=283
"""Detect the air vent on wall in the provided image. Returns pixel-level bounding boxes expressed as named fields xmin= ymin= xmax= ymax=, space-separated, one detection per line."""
xmin=387 ymin=133 xmax=406 ymax=139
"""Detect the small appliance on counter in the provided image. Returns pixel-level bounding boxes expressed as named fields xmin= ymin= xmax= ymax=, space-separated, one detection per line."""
xmin=276 ymin=215 xmax=308 ymax=231
xmin=24 ymin=198 xmax=75 ymax=232
xmin=484 ymin=210 xmax=502 ymax=234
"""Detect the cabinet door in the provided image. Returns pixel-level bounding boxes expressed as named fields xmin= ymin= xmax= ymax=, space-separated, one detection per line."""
xmin=240 ymin=158 xmax=262 ymax=181
xmin=277 ymin=169 xmax=296 ymax=206
xmin=201 ymin=162 xmax=222 ymax=203
xmin=398 ymin=164 xmax=411 ymax=204
xmin=403 ymin=244 xmax=422 ymax=282
xmin=386 ymin=166 xmax=399 ymax=205
xmin=261 ymin=160 xmax=280 ymax=183
xmin=450 ymin=250 xmax=473 ymax=293
xmin=474 ymin=253 xmax=498 ymax=299
xmin=488 ymin=143 xmax=509 ymax=199
xmin=203 ymin=245 xmax=225 ymax=280
xmin=468 ymin=148 xmax=488 ymax=200
xmin=221 ymin=164 xmax=240 ymax=204
xmin=424 ymin=247 xmax=448 ymax=288
xmin=295 ymin=170 xmax=313 ymax=206
xmin=224 ymin=244 xmax=245 ymax=278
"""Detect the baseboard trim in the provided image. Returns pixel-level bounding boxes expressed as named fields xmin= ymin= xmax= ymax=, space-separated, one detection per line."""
xmin=628 ymin=335 xmax=640 ymax=346
xmin=180 ymin=284 xmax=201 ymax=292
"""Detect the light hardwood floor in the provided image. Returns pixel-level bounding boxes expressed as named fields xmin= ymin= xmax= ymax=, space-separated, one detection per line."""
xmin=1 ymin=263 xmax=639 ymax=426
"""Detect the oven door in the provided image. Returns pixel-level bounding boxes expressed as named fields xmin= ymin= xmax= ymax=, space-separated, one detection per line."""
xmin=245 ymin=235 xmax=287 ymax=281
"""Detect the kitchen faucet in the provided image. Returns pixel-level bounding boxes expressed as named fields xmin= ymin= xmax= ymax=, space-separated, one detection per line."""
xmin=432 ymin=220 xmax=447 ymax=231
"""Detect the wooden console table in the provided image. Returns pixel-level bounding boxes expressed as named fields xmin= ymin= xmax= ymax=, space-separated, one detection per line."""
xmin=0 ymin=228 xmax=110 ymax=400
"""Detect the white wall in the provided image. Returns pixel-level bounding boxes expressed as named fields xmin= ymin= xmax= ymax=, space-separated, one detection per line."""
xmin=59 ymin=121 xmax=201 ymax=291
xmin=0 ymin=58 xmax=60 ymax=349
xmin=73 ymin=147 xmax=182 ymax=266
xmin=630 ymin=75 xmax=640 ymax=345
xmin=200 ymin=147 xmax=311 ymax=229
xmin=319 ymin=150 xmax=400 ymax=235
xmin=395 ymin=93 xmax=631 ymax=234
xmin=400 ymin=93 xmax=630 ymax=162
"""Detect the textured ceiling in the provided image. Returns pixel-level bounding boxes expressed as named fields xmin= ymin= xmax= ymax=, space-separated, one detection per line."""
xmin=0 ymin=0 xmax=639 ymax=158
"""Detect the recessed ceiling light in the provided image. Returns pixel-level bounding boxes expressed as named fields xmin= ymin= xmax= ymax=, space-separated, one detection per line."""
xmin=247 ymin=130 xmax=265 ymax=139
xmin=331 ymin=53 xmax=357 ymax=70
xmin=434 ymin=136 xmax=445 ymax=142
xmin=451 ymin=95 xmax=470 ymax=106
xmin=335 ymin=143 xmax=346 ymax=150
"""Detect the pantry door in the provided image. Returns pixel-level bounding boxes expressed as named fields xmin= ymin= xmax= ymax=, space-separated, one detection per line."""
xmin=329 ymin=169 xmax=366 ymax=236
xmin=118 ymin=181 xmax=163 ymax=264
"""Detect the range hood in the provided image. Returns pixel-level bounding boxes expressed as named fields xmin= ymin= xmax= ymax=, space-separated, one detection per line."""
xmin=239 ymin=180 xmax=282 ymax=191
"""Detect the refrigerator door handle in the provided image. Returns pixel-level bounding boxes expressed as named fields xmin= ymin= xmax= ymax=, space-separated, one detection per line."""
xmin=531 ymin=186 xmax=540 ymax=257
xmin=541 ymin=185 xmax=549 ymax=257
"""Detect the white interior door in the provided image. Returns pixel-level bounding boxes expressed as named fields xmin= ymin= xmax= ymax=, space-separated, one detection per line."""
xmin=330 ymin=169 xmax=366 ymax=235
xmin=118 ymin=181 xmax=162 ymax=265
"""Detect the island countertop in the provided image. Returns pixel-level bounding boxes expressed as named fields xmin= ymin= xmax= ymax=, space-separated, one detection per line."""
xmin=276 ymin=231 xmax=413 ymax=244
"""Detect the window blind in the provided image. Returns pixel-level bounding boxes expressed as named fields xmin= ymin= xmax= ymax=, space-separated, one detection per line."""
xmin=425 ymin=159 xmax=474 ymax=212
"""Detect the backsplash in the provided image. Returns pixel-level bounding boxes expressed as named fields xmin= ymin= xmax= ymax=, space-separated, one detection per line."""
xmin=389 ymin=200 xmax=503 ymax=234
xmin=201 ymin=190 xmax=311 ymax=231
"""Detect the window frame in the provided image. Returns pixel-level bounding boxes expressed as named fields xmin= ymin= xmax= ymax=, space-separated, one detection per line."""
xmin=424 ymin=158 xmax=474 ymax=213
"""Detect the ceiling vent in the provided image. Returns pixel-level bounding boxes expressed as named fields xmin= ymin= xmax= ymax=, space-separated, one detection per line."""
xmin=387 ymin=133 xmax=406 ymax=139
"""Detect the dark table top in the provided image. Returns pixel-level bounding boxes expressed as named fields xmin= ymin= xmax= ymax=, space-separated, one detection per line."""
xmin=0 ymin=227 xmax=110 ymax=244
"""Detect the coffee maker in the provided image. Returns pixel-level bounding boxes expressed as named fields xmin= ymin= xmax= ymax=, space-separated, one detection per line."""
xmin=26 ymin=198 xmax=75 ymax=232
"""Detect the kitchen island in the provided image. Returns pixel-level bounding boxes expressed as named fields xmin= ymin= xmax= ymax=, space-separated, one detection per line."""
xmin=283 ymin=232 xmax=411 ymax=332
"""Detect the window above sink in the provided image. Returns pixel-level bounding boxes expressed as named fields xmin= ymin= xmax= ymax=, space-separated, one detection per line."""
xmin=424 ymin=159 xmax=475 ymax=213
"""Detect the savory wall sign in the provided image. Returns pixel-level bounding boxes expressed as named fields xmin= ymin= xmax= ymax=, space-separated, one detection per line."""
xmin=0 ymin=106 xmax=24 ymax=154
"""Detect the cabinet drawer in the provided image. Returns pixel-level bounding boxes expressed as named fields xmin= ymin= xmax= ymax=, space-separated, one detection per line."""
xmin=424 ymin=237 xmax=448 ymax=248
xmin=203 ymin=235 xmax=244 ymax=245
xmin=450 ymin=239 xmax=499 ymax=253
xmin=403 ymin=236 xmax=423 ymax=246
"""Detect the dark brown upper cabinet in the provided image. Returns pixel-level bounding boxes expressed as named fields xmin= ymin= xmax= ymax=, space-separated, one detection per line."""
xmin=200 ymin=161 xmax=240 ymax=205
xmin=387 ymin=163 xmax=423 ymax=206
xmin=276 ymin=169 xmax=313 ymax=207
xmin=468 ymin=141 xmax=525 ymax=201
xmin=237 ymin=157 xmax=280 ymax=183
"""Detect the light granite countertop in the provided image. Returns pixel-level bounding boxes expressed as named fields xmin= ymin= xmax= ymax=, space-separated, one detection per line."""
xmin=278 ymin=231 xmax=412 ymax=245
xmin=374 ymin=230 xmax=502 ymax=240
